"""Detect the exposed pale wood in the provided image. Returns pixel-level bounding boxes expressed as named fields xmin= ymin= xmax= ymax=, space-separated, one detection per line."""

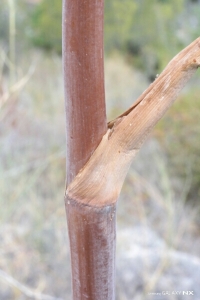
xmin=66 ymin=37 xmax=200 ymax=207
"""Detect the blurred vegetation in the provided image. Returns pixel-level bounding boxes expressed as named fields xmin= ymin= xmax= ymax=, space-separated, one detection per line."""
xmin=0 ymin=0 xmax=199 ymax=203
xmin=1 ymin=0 xmax=199 ymax=76
xmin=29 ymin=0 xmax=62 ymax=54
xmin=155 ymin=89 xmax=200 ymax=201
xmin=25 ymin=0 xmax=197 ymax=75
xmin=0 ymin=0 xmax=199 ymax=202
xmin=29 ymin=0 xmax=200 ymax=78
xmin=0 ymin=1 xmax=200 ymax=298
xmin=0 ymin=0 xmax=29 ymax=51
xmin=105 ymin=0 xmax=184 ymax=78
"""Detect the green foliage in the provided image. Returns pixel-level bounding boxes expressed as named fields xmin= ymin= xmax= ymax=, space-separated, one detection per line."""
xmin=27 ymin=0 xmax=199 ymax=78
xmin=0 ymin=0 xmax=9 ymax=43
xmin=105 ymin=0 xmax=186 ymax=78
xmin=30 ymin=0 xmax=62 ymax=54
xmin=2 ymin=0 xmax=199 ymax=74
xmin=104 ymin=0 xmax=137 ymax=51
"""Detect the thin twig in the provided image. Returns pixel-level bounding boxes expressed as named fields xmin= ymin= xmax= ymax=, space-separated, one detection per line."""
xmin=0 ymin=64 xmax=35 ymax=109
xmin=0 ymin=268 xmax=63 ymax=300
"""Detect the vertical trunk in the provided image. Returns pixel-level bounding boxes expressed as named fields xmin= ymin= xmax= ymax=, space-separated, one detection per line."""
xmin=66 ymin=199 xmax=116 ymax=300
xmin=62 ymin=0 xmax=200 ymax=297
xmin=62 ymin=0 xmax=107 ymax=185
xmin=62 ymin=1 xmax=116 ymax=299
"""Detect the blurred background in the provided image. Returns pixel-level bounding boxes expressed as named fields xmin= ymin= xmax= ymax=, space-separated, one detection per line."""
xmin=0 ymin=0 xmax=200 ymax=299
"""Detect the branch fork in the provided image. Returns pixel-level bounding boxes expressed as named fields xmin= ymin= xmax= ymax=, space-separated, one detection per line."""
xmin=63 ymin=4 xmax=199 ymax=297
xmin=66 ymin=37 xmax=200 ymax=207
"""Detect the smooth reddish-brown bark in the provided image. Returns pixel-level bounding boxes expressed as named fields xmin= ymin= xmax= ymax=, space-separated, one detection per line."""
xmin=62 ymin=0 xmax=107 ymax=185
xmin=66 ymin=199 xmax=116 ymax=300
xmin=62 ymin=1 xmax=116 ymax=299
xmin=62 ymin=0 xmax=200 ymax=298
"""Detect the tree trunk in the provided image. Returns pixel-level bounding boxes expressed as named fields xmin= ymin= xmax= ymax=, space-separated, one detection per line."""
xmin=63 ymin=0 xmax=200 ymax=297
xmin=62 ymin=0 xmax=107 ymax=185
xmin=62 ymin=0 xmax=116 ymax=299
